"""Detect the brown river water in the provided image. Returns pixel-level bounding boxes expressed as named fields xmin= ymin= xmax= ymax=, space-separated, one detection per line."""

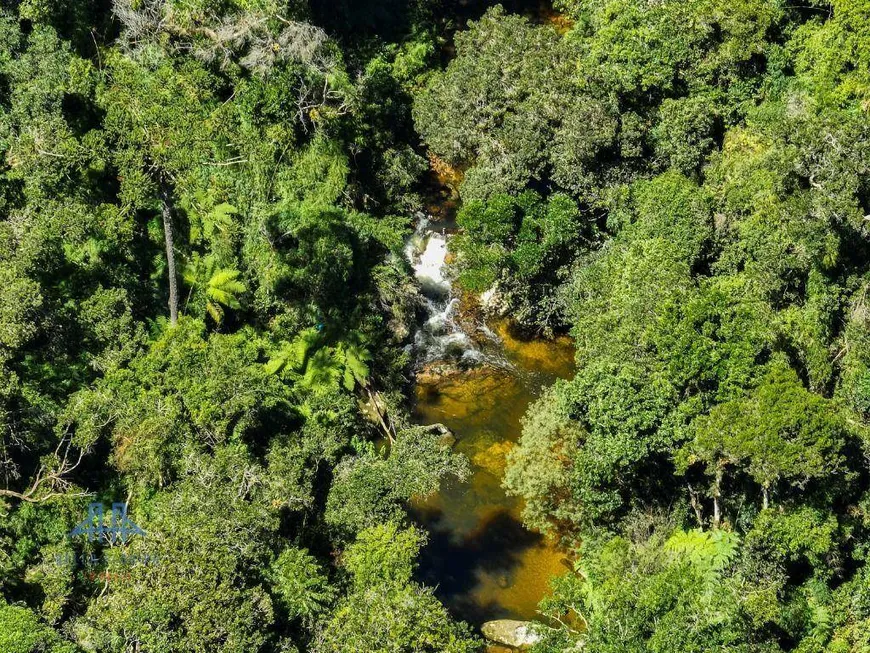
xmin=407 ymin=2 xmax=574 ymax=628
xmin=410 ymin=321 xmax=575 ymax=633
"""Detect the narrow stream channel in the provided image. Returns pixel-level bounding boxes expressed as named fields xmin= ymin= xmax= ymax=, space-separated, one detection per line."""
xmin=405 ymin=217 xmax=575 ymax=642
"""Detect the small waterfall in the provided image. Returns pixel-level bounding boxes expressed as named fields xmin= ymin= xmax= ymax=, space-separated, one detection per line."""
xmin=405 ymin=215 xmax=484 ymax=366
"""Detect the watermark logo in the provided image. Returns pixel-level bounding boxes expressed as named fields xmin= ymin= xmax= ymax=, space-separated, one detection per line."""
xmin=70 ymin=502 xmax=146 ymax=545
xmin=59 ymin=502 xmax=158 ymax=584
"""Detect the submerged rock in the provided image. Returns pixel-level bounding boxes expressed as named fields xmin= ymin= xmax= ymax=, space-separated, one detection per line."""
xmin=481 ymin=620 xmax=541 ymax=649
xmin=419 ymin=422 xmax=456 ymax=447
xmin=471 ymin=440 xmax=514 ymax=476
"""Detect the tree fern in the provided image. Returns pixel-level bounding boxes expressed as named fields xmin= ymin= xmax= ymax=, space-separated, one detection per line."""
xmin=265 ymin=328 xmax=321 ymax=376
xmin=206 ymin=268 xmax=246 ymax=323
xmin=665 ymin=528 xmax=740 ymax=583
xmin=181 ymin=254 xmax=246 ymax=324
xmin=182 ymin=190 xmax=237 ymax=244
xmin=301 ymin=348 xmax=342 ymax=393
xmin=265 ymin=328 xmax=372 ymax=396
xmin=337 ymin=337 xmax=372 ymax=391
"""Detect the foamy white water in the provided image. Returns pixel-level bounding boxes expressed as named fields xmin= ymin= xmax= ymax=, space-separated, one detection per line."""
xmin=415 ymin=232 xmax=450 ymax=296
xmin=405 ymin=215 xmax=513 ymax=369
xmin=406 ymin=216 xmax=477 ymax=364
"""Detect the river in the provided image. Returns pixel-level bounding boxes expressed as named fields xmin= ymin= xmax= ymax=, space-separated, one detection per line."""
xmin=405 ymin=217 xmax=575 ymax=645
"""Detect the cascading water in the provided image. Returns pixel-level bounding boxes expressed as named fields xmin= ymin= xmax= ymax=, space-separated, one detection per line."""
xmin=406 ymin=212 xmax=577 ymax=631
xmin=405 ymin=214 xmax=486 ymax=366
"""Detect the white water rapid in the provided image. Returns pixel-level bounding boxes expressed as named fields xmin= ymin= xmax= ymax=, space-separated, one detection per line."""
xmin=405 ymin=215 xmax=487 ymax=366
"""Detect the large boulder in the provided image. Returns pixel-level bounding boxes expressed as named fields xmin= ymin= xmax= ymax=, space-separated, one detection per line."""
xmin=481 ymin=620 xmax=541 ymax=649
xmin=480 ymin=283 xmax=510 ymax=318
xmin=418 ymin=422 xmax=456 ymax=447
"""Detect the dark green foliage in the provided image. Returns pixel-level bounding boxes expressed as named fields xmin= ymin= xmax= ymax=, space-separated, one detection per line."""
xmin=414 ymin=0 xmax=790 ymax=205
xmin=678 ymin=360 xmax=853 ymax=510
xmin=453 ymin=190 xmax=591 ymax=330
xmin=5 ymin=1 xmax=870 ymax=652
xmin=313 ymin=522 xmax=480 ymax=652
xmin=414 ymin=7 xmax=578 ymax=199
xmin=0 ymin=1 xmax=469 ymax=651
xmin=497 ymin=2 xmax=870 ymax=649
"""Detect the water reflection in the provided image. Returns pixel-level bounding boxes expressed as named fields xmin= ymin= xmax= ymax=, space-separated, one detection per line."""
xmin=411 ymin=332 xmax=574 ymax=625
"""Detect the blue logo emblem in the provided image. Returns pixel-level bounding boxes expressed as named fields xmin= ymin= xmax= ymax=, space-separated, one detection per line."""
xmin=70 ymin=502 xmax=146 ymax=544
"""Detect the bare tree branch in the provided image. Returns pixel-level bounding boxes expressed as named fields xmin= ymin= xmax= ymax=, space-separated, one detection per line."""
xmin=0 ymin=434 xmax=92 ymax=503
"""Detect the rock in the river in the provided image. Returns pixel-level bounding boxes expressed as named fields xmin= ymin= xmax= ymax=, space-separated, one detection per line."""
xmin=417 ymin=422 xmax=456 ymax=447
xmin=480 ymin=283 xmax=510 ymax=317
xmin=481 ymin=620 xmax=541 ymax=649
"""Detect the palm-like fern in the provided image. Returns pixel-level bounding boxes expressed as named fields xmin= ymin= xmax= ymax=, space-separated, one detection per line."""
xmin=182 ymin=254 xmax=246 ymax=324
xmin=264 ymin=328 xmax=321 ymax=376
xmin=665 ymin=528 xmax=740 ymax=585
xmin=301 ymin=348 xmax=343 ymax=392
xmin=264 ymin=327 xmax=392 ymax=438
xmin=181 ymin=191 xmax=237 ymax=244
xmin=265 ymin=329 xmax=373 ymax=393
xmin=337 ymin=335 xmax=372 ymax=391
xmin=205 ymin=268 xmax=245 ymax=323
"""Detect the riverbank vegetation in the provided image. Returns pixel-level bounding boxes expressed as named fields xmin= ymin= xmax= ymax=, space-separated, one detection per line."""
xmin=0 ymin=1 xmax=474 ymax=650
xmin=2 ymin=0 xmax=870 ymax=652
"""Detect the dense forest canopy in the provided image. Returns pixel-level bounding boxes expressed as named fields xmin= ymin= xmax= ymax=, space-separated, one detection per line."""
xmin=1 ymin=0 xmax=869 ymax=651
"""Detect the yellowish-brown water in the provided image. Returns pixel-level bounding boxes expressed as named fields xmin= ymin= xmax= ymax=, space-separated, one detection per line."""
xmin=411 ymin=324 xmax=575 ymax=628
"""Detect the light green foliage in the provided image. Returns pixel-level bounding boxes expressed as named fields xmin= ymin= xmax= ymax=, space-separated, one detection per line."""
xmin=264 ymin=328 xmax=322 ymax=376
xmin=73 ymin=446 xmax=279 ymax=653
xmin=534 ymin=525 xmax=766 ymax=653
xmin=504 ymin=384 xmax=586 ymax=538
xmin=793 ymin=0 xmax=870 ymax=107
xmin=678 ymin=361 xmax=851 ymax=507
xmin=325 ymin=427 xmax=469 ymax=536
xmin=416 ymin=0 xmax=786 ymax=205
xmin=509 ymin=173 xmax=711 ymax=527
xmin=563 ymin=172 xmax=708 ymax=366
xmin=838 ymin=284 xmax=870 ymax=419
xmin=1 ymin=20 xmax=95 ymax=200
xmin=0 ymin=601 xmax=78 ymax=653
xmin=0 ymin=265 xmax=43 ymax=350
xmin=820 ymin=563 xmax=870 ymax=651
xmin=572 ymin=0 xmax=782 ymax=99
xmin=654 ymin=275 xmax=776 ymax=403
xmin=705 ymin=124 xmax=842 ymax=300
xmin=744 ymin=507 xmax=840 ymax=571
xmin=314 ymin=523 xmax=479 ymax=653
xmin=313 ymin=582 xmax=480 ymax=653
xmin=264 ymin=389 xmax=361 ymax=512
xmin=265 ymin=327 xmax=373 ymax=394
xmin=505 ymin=15 xmax=870 ymax=639
xmin=665 ymin=528 xmax=741 ymax=582
xmin=0 ymin=1 xmax=468 ymax=651
xmin=278 ymin=136 xmax=350 ymax=212
xmin=342 ymin=522 xmax=422 ymax=589
xmin=97 ymin=50 xmax=220 ymax=201
xmin=624 ymin=170 xmax=712 ymax=263
xmin=184 ymin=196 xmax=238 ymax=246
xmin=23 ymin=542 xmax=76 ymax=624
xmin=182 ymin=254 xmax=247 ymax=324
xmin=652 ymin=94 xmax=721 ymax=174
xmin=269 ymin=547 xmax=333 ymax=626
